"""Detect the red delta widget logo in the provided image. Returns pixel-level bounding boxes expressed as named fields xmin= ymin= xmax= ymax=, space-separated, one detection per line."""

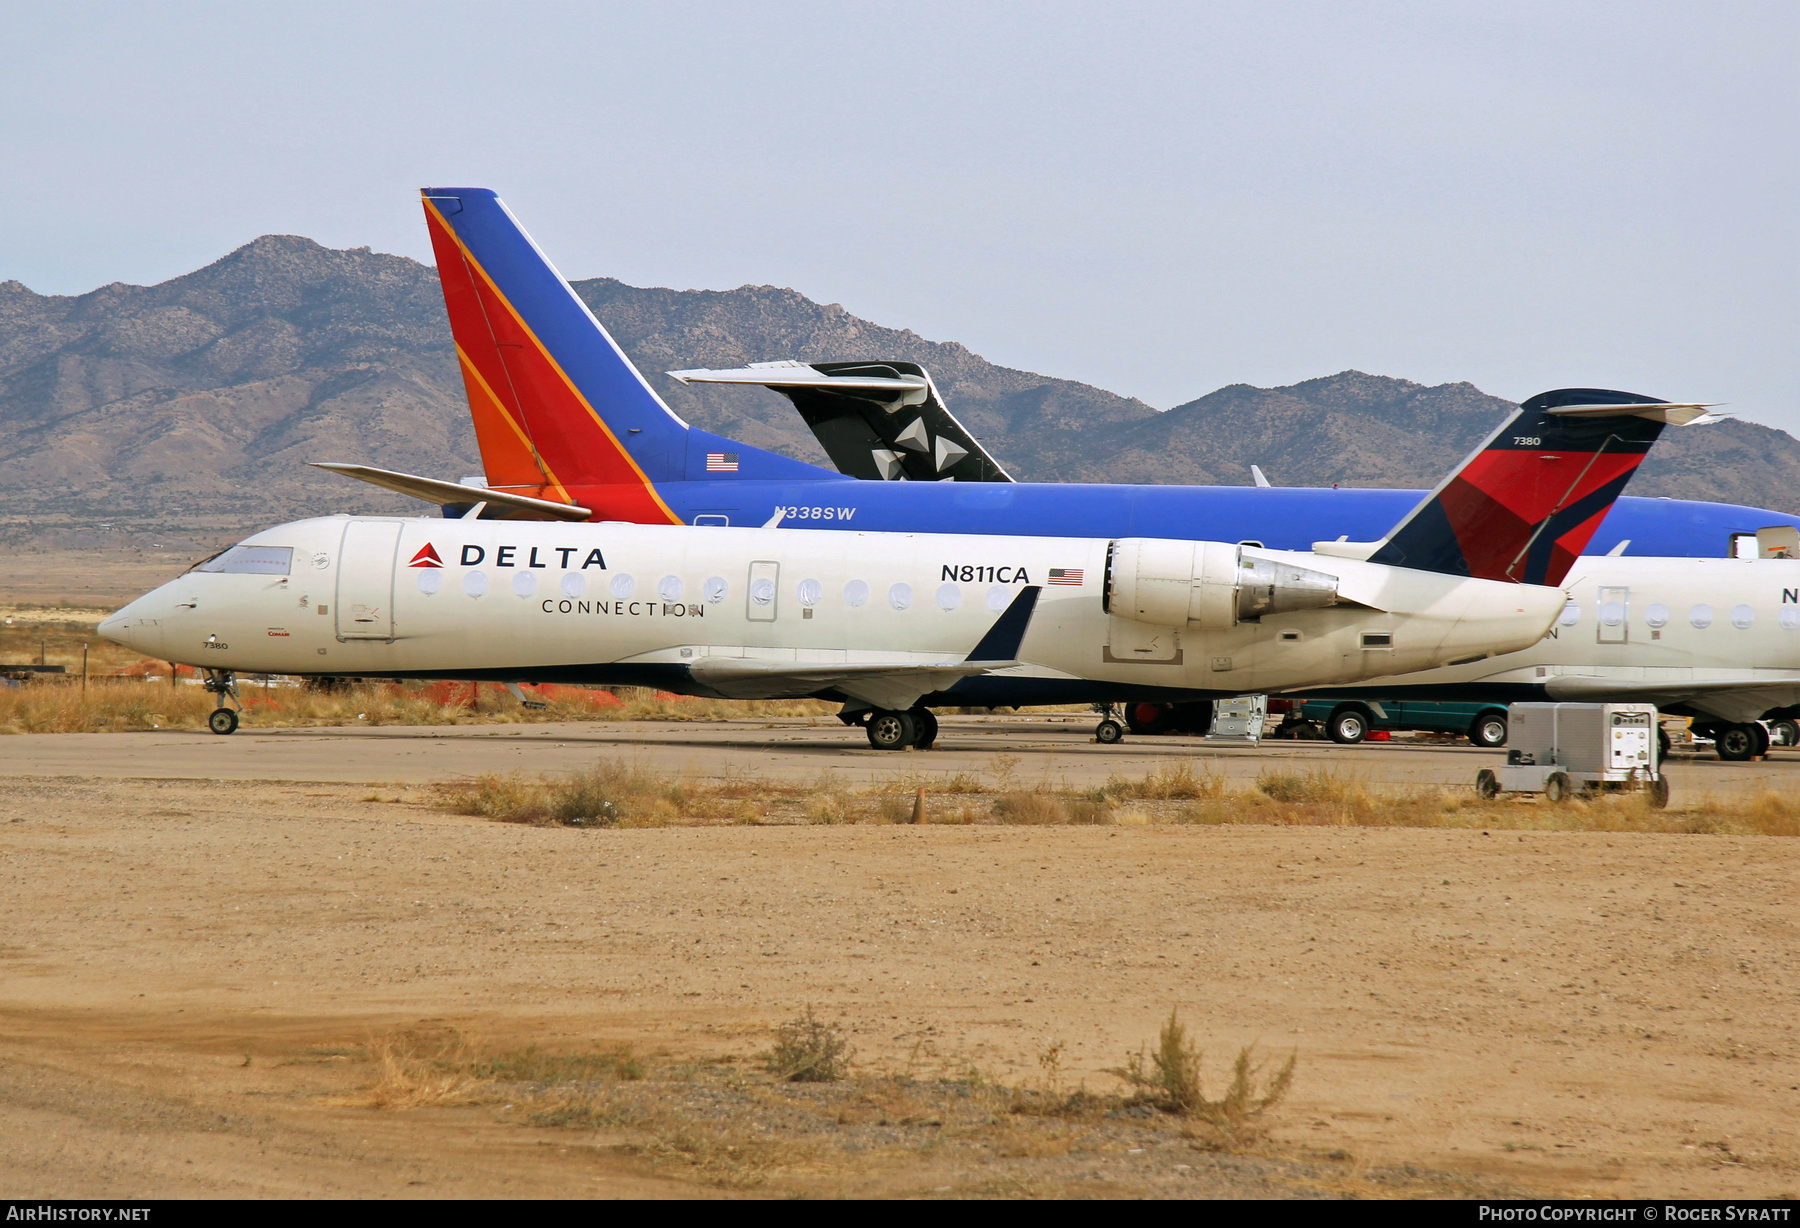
xmin=408 ymin=544 xmax=444 ymax=568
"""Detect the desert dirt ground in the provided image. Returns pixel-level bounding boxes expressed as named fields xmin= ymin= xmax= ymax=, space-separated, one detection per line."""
xmin=0 ymin=548 xmax=207 ymax=611
xmin=0 ymin=719 xmax=1796 ymax=1199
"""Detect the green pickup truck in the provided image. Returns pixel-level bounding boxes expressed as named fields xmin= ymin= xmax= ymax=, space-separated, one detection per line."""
xmin=1293 ymin=699 xmax=1511 ymax=747
xmin=1119 ymin=698 xmax=1511 ymax=747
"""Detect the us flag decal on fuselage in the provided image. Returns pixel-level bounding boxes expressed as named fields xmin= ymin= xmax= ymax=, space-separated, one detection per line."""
xmin=706 ymin=452 xmax=740 ymax=473
xmin=1048 ymin=568 xmax=1083 ymax=585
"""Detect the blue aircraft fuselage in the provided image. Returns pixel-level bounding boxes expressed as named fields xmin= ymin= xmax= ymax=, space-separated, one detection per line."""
xmin=608 ymin=476 xmax=1789 ymax=562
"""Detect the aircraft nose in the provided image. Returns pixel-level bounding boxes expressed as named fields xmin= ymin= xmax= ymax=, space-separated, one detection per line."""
xmin=98 ymin=593 xmax=168 ymax=655
xmin=97 ymin=604 xmax=142 ymax=651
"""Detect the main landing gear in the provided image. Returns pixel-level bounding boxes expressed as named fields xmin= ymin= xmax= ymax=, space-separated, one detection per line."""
xmin=1707 ymin=721 xmax=1769 ymax=762
xmin=204 ymin=669 xmax=242 ymax=735
xmin=1092 ymin=703 xmax=1125 ymax=744
xmin=845 ymin=706 xmax=939 ymax=750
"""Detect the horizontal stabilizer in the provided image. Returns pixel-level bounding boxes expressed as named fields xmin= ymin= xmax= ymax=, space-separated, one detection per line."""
xmin=1311 ymin=540 xmax=1379 ymax=561
xmin=670 ymin=360 xmax=1013 ymax=484
xmin=1546 ymin=402 xmax=1721 ymax=426
xmin=311 ymin=463 xmax=592 ymax=521
xmin=670 ymin=362 xmax=929 ymax=398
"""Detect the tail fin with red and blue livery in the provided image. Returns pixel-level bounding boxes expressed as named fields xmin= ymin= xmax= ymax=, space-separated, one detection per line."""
xmin=1320 ymin=389 xmax=1714 ymax=585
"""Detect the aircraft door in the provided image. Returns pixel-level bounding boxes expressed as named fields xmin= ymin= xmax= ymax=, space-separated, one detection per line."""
xmin=747 ymin=561 xmax=779 ymax=621
xmin=335 ymin=521 xmax=402 ymax=640
xmin=1597 ymin=586 xmax=1630 ymax=644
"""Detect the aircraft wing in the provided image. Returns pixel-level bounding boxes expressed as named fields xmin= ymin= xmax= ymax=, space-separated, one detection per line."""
xmin=669 ymin=360 xmax=1013 ymax=484
xmin=688 ymin=585 xmax=1042 ymax=709
xmin=1544 ymin=672 xmax=1800 ymax=723
xmin=311 ymin=463 xmax=593 ymax=522
xmin=687 ymin=657 xmax=1004 ymax=709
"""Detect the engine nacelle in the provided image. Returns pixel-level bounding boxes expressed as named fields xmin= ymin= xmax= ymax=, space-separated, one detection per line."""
xmin=1104 ymin=539 xmax=1341 ymax=630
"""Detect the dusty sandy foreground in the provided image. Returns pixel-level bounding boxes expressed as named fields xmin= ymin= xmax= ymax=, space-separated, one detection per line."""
xmin=0 ymin=723 xmax=1796 ymax=1199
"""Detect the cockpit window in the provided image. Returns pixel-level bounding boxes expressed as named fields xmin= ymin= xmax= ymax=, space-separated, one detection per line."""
xmin=189 ymin=545 xmax=294 ymax=575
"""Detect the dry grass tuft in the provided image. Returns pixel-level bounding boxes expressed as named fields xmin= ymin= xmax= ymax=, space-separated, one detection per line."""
xmin=0 ymin=670 xmax=834 ymax=735
xmin=407 ymin=741 xmax=1800 ymax=836
xmin=603 ymin=687 xmax=835 ymax=722
xmin=803 ymin=782 xmax=855 ymax=825
xmin=329 ymin=1022 xmax=1497 ymax=1196
xmin=1740 ymin=790 xmax=1800 ymax=837
xmin=993 ymin=791 xmax=1070 ymax=825
xmin=0 ymin=678 xmax=218 ymax=734
xmin=1254 ymin=766 xmax=1370 ymax=805
xmin=440 ymin=761 xmax=688 ymax=826
xmin=1112 ymin=1010 xmax=1295 ymax=1145
xmin=765 ymin=1008 xmax=853 ymax=1082
xmin=1105 ymin=760 xmax=1228 ymax=801
xmin=363 ymin=1028 xmax=487 ymax=1108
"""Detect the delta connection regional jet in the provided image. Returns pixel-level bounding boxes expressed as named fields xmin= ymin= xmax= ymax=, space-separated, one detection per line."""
xmin=101 ymin=383 xmax=1697 ymax=746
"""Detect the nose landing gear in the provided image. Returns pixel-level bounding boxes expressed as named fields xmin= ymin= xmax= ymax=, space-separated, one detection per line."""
xmin=203 ymin=669 xmax=242 ymax=735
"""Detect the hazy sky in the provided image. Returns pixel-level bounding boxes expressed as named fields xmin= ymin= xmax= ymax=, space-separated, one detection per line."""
xmin=5 ymin=2 xmax=1795 ymax=427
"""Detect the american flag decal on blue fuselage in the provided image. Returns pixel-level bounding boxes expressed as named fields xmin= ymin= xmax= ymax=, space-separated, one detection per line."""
xmin=706 ymin=452 xmax=740 ymax=473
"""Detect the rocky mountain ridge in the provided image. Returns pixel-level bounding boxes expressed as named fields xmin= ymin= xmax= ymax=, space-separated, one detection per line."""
xmin=2 ymin=235 xmax=1794 ymax=550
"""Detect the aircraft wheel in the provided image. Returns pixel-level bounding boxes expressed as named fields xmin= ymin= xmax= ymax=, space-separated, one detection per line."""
xmin=911 ymin=708 xmax=939 ymax=749
xmin=1752 ymin=722 xmax=1771 ymax=757
xmin=1468 ymin=710 xmax=1508 ymax=748
xmin=1475 ymin=769 xmax=1500 ymax=801
xmin=1715 ymin=724 xmax=1758 ymax=762
xmin=1327 ymin=705 xmax=1370 ymax=745
xmin=1770 ymin=718 xmax=1799 ymax=748
xmin=1095 ymin=719 xmax=1125 ymax=744
xmin=866 ymin=710 xmax=917 ymax=751
xmin=208 ymin=708 xmax=240 ymax=736
xmin=1544 ymin=771 xmax=1570 ymax=803
xmin=1646 ymin=777 xmax=1670 ymax=810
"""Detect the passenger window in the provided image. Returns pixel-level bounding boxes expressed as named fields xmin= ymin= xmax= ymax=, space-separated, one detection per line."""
xmin=190 ymin=545 xmax=293 ymax=575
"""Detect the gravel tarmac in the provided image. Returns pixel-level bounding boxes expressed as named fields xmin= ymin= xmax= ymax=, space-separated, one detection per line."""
xmin=0 ymin=730 xmax=1795 ymax=1198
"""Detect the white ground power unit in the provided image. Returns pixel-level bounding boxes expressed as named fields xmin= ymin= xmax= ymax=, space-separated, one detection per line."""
xmin=1207 ymin=695 xmax=1268 ymax=744
xmin=1476 ymin=702 xmax=1667 ymax=807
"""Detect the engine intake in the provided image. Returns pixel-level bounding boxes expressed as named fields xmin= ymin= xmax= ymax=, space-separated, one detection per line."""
xmin=1104 ymin=539 xmax=1340 ymax=631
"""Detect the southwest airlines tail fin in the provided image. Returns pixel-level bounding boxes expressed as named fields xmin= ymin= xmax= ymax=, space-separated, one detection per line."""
xmin=421 ymin=188 xmax=832 ymax=521
xmin=1316 ymin=388 xmax=1714 ymax=585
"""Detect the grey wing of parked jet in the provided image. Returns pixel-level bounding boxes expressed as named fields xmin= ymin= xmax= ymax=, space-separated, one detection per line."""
xmin=667 ymin=360 xmax=1013 ymax=483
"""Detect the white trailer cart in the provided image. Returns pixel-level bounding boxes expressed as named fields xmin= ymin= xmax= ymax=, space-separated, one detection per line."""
xmin=1476 ymin=702 xmax=1667 ymax=807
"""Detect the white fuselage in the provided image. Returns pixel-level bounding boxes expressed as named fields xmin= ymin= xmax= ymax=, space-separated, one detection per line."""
xmin=99 ymin=516 xmax=1566 ymax=705
xmin=1312 ymin=556 xmax=1800 ymax=722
